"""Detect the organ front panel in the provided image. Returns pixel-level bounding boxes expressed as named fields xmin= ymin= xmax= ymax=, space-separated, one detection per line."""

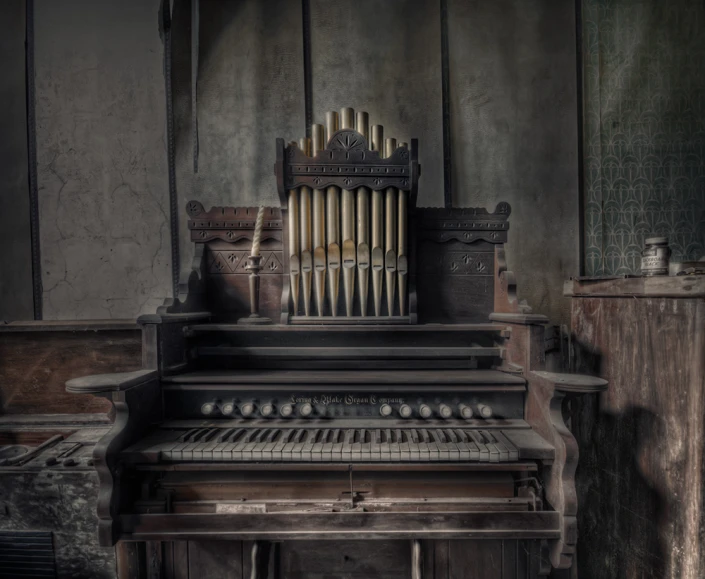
xmin=66 ymin=112 xmax=606 ymax=578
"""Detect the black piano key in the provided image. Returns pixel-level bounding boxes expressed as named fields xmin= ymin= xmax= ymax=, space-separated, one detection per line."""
xmin=188 ymin=429 xmax=217 ymax=461
xmin=480 ymin=430 xmax=501 ymax=463
xmin=422 ymin=429 xmax=439 ymax=461
xmin=361 ymin=429 xmax=372 ymax=461
xmin=291 ymin=429 xmax=307 ymax=461
xmin=399 ymin=430 xmax=411 ymax=461
xmin=417 ymin=429 xmax=432 ymax=461
xmin=453 ymin=428 xmax=478 ymax=461
xmin=431 ymin=429 xmax=450 ymax=461
xmin=281 ymin=429 xmax=297 ymax=461
xmin=466 ymin=430 xmax=490 ymax=461
xmin=390 ymin=429 xmax=402 ymax=462
xmin=493 ymin=430 xmax=520 ymax=461
xmin=230 ymin=429 xmax=255 ymax=461
xmin=179 ymin=428 xmax=204 ymax=443
xmin=485 ymin=430 xmax=510 ymax=462
xmin=261 ymin=429 xmax=279 ymax=461
xmin=442 ymin=428 xmax=461 ymax=461
xmin=200 ymin=431 xmax=223 ymax=462
xmin=409 ymin=429 xmax=421 ymax=461
xmin=380 ymin=428 xmax=392 ymax=462
xmin=369 ymin=429 xmax=381 ymax=462
xmin=302 ymin=429 xmax=317 ymax=461
xmin=313 ymin=430 xmax=324 ymax=462
xmin=342 ymin=430 xmax=354 ymax=462
xmin=188 ymin=428 xmax=219 ymax=460
xmin=330 ymin=429 xmax=343 ymax=462
xmin=245 ymin=429 xmax=265 ymax=460
xmin=251 ymin=429 xmax=271 ymax=461
xmin=351 ymin=429 xmax=363 ymax=462
xmin=273 ymin=429 xmax=293 ymax=461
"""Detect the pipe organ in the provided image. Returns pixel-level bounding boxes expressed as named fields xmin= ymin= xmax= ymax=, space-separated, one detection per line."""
xmin=275 ymin=107 xmax=419 ymax=323
xmin=66 ymin=114 xmax=606 ymax=579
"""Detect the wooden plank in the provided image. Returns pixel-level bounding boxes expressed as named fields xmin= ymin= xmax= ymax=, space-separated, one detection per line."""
xmin=448 ymin=539 xmax=503 ymax=579
xmin=571 ymin=295 xmax=705 ymax=579
xmin=0 ymin=319 xmax=139 ymax=331
xmin=0 ymin=328 xmax=141 ymax=414
xmin=186 ymin=323 xmax=509 ymax=334
xmin=433 ymin=540 xmax=449 ymax=579
xmin=116 ymin=541 xmax=145 ymax=579
xmin=146 ymin=541 xmax=163 ymax=579
xmin=564 ymin=274 xmax=705 ymax=298
xmin=187 ymin=540 xmax=243 ymax=579
xmin=130 ymin=462 xmax=539 ymax=473
xmin=172 ymin=541 xmax=189 ymax=579
xmin=164 ymin=369 xmax=526 ymax=385
xmin=122 ymin=512 xmax=561 ymax=541
xmin=197 ymin=346 xmax=502 ymax=359
xmin=279 ymin=540 xmax=411 ymax=578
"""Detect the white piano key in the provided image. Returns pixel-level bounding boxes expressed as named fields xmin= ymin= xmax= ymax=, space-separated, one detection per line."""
xmin=290 ymin=429 xmax=307 ymax=461
xmin=431 ymin=429 xmax=450 ymax=461
xmin=329 ymin=429 xmax=343 ymax=462
xmin=408 ymin=429 xmax=421 ymax=461
xmin=261 ymin=429 xmax=279 ymax=461
xmin=399 ymin=430 xmax=411 ymax=462
xmin=486 ymin=430 xmax=510 ymax=462
xmin=454 ymin=429 xmax=478 ymax=461
xmin=312 ymin=429 xmax=327 ymax=462
xmin=360 ymin=429 xmax=372 ymax=461
xmin=390 ymin=429 xmax=402 ymax=462
xmin=466 ymin=430 xmax=490 ymax=462
xmin=380 ymin=428 xmax=393 ymax=462
xmin=493 ymin=431 xmax=520 ymax=461
xmin=351 ymin=429 xmax=363 ymax=461
xmin=302 ymin=429 xmax=317 ymax=461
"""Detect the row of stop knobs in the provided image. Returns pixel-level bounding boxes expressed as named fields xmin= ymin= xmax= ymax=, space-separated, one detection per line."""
xmin=200 ymin=401 xmax=493 ymax=419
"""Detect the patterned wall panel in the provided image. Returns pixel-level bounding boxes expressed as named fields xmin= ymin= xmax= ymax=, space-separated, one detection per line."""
xmin=583 ymin=0 xmax=705 ymax=275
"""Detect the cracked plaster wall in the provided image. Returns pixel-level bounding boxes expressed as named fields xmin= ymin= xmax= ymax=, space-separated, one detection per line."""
xmin=447 ymin=0 xmax=579 ymax=325
xmin=28 ymin=0 xmax=578 ymax=324
xmin=178 ymin=0 xmax=579 ymax=325
xmin=35 ymin=0 xmax=170 ymax=320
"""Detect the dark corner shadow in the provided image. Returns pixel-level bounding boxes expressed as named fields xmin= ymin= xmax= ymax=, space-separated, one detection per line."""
xmin=570 ymin=340 xmax=668 ymax=579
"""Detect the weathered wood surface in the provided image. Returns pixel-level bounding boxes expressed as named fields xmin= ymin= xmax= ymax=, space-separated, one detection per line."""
xmin=123 ymin=539 xmax=542 ymax=578
xmin=565 ymin=275 xmax=705 ymax=298
xmin=0 ymin=322 xmax=141 ymax=415
xmin=570 ymin=288 xmax=705 ymax=579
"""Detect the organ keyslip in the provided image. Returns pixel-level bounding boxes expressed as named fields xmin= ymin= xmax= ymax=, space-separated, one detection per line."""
xmin=66 ymin=116 xmax=606 ymax=578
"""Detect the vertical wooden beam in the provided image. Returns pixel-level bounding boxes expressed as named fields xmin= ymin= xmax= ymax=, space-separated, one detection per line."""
xmin=301 ymin=0 xmax=313 ymax=138
xmin=161 ymin=0 xmax=180 ymax=299
xmin=440 ymin=0 xmax=452 ymax=208
xmin=575 ymin=0 xmax=585 ymax=276
xmin=25 ymin=0 xmax=42 ymax=319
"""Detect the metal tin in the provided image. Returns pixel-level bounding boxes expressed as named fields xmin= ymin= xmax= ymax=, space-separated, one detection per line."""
xmin=641 ymin=236 xmax=671 ymax=276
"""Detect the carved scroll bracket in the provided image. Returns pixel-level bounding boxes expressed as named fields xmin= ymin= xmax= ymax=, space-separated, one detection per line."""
xmin=526 ymin=371 xmax=608 ymax=569
xmin=67 ymin=372 xmax=161 ymax=546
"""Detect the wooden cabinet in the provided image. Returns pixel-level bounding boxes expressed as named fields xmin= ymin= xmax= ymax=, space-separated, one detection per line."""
xmin=565 ymin=275 xmax=705 ymax=579
xmin=130 ymin=539 xmax=544 ymax=578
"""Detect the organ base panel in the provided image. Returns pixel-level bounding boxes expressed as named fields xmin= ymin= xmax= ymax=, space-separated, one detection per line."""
xmin=66 ymin=109 xmax=607 ymax=578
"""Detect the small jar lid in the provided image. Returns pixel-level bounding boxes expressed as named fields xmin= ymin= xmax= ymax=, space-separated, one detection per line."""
xmin=645 ymin=236 xmax=668 ymax=245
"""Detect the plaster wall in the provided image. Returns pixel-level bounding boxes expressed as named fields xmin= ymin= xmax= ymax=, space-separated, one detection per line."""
xmin=26 ymin=0 xmax=580 ymax=325
xmin=448 ymin=0 xmax=580 ymax=324
xmin=34 ymin=0 xmax=171 ymax=319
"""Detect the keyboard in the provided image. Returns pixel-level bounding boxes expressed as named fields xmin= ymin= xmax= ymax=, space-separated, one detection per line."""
xmin=124 ymin=427 xmax=522 ymax=463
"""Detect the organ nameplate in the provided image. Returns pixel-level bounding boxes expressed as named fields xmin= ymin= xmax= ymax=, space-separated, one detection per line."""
xmin=216 ymin=504 xmax=267 ymax=514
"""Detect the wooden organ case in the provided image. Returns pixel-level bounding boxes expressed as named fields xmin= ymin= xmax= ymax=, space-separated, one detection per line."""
xmin=67 ymin=114 xmax=605 ymax=579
